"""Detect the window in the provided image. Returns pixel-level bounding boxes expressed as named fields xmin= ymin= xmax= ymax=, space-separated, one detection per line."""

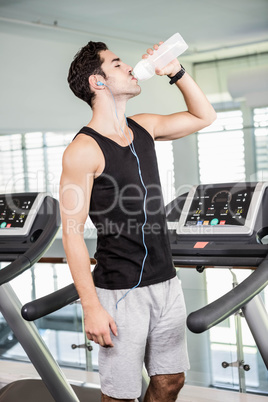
xmin=0 ymin=132 xmax=74 ymax=197
xmin=0 ymin=134 xmax=24 ymax=193
xmin=254 ymin=107 xmax=268 ymax=181
xmin=197 ymin=110 xmax=246 ymax=184
xmin=206 ymin=268 xmax=267 ymax=392
xmin=155 ymin=140 xmax=175 ymax=205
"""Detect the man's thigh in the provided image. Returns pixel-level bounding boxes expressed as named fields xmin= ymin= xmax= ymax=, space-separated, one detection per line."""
xmin=97 ymin=287 xmax=150 ymax=400
xmin=144 ymin=277 xmax=190 ymax=376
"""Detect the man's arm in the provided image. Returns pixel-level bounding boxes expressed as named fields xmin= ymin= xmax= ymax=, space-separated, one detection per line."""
xmin=131 ymin=44 xmax=217 ymax=141
xmin=60 ymin=137 xmax=117 ymax=347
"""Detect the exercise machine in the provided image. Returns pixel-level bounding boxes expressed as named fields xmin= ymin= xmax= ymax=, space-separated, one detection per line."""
xmin=165 ymin=181 xmax=268 ymax=365
xmin=0 ymin=193 xmax=101 ymax=402
xmin=165 ymin=181 xmax=268 ymax=392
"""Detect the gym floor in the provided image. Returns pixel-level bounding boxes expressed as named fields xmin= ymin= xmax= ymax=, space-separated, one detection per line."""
xmin=1 ymin=360 xmax=267 ymax=402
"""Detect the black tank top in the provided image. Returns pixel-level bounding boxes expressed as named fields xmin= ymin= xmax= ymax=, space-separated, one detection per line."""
xmin=75 ymin=118 xmax=176 ymax=289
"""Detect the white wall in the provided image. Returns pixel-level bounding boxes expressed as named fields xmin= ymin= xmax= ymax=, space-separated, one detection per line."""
xmin=193 ymin=53 xmax=268 ymax=107
xmin=0 ymin=20 xmax=190 ymax=134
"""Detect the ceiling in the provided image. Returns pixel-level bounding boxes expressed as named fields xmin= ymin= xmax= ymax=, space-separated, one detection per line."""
xmin=0 ymin=0 xmax=268 ymax=62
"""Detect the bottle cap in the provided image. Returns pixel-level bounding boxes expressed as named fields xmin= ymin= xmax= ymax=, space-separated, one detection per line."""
xmin=133 ymin=60 xmax=155 ymax=81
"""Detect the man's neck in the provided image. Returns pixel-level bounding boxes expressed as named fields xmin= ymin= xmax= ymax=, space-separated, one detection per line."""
xmin=88 ymin=98 xmax=128 ymax=137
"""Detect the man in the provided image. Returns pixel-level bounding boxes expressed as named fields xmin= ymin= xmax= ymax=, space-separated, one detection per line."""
xmin=60 ymin=40 xmax=216 ymax=402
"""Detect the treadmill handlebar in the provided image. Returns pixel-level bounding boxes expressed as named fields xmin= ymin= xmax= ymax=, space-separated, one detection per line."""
xmin=187 ymin=255 xmax=268 ymax=333
xmin=22 ymin=283 xmax=79 ymax=321
xmin=22 ymin=254 xmax=268 ymax=329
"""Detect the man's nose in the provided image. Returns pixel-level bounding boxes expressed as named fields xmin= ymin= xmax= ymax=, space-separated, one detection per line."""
xmin=126 ymin=64 xmax=133 ymax=73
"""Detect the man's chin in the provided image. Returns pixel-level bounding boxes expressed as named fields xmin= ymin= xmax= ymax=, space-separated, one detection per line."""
xmin=132 ymin=85 xmax=142 ymax=98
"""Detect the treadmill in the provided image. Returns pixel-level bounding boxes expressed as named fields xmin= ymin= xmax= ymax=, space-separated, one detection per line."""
xmin=166 ymin=181 xmax=268 ymax=369
xmin=0 ymin=193 xmax=101 ymax=402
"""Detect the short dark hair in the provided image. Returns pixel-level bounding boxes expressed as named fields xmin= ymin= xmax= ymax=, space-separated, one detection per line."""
xmin=67 ymin=41 xmax=108 ymax=108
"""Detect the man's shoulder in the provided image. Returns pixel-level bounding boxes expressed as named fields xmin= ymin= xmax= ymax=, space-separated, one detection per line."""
xmin=128 ymin=114 xmax=160 ymax=140
xmin=129 ymin=113 xmax=150 ymax=127
xmin=62 ymin=134 xmax=102 ymax=171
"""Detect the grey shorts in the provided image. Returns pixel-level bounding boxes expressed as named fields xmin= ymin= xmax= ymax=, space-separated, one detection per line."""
xmin=96 ymin=276 xmax=190 ymax=399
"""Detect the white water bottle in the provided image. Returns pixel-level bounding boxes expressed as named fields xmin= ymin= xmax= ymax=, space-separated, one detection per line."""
xmin=133 ymin=33 xmax=188 ymax=81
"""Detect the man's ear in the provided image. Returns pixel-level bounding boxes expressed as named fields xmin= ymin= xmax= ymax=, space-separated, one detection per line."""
xmin=89 ymin=75 xmax=104 ymax=90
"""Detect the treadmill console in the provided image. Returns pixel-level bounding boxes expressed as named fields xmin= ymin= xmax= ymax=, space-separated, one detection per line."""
xmin=175 ymin=182 xmax=268 ymax=236
xmin=0 ymin=193 xmax=47 ymax=236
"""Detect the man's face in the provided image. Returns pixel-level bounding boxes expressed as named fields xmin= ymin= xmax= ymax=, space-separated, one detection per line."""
xmin=99 ymin=50 xmax=141 ymax=99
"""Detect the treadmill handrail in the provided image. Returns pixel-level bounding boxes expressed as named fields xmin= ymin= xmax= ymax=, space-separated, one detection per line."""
xmin=187 ymin=255 xmax=268 ymax=333
xmin=22 ymin=255 xmax=268 ymax=324
xmin=22 ymin=283 xmax=79 ymax=321
xmin=172 ymin=255 xmax=264 ymax=267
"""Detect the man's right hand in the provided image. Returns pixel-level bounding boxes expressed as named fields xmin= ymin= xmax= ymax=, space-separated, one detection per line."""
xmin=84 ymin=304 xmax=118 ymax=347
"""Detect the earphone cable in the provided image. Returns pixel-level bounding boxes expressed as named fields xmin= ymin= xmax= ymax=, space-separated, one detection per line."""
xmin=101 ymin=84 xmax=149 ymax=308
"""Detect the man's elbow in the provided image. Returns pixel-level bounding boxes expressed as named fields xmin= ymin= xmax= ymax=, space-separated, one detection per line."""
xmin=208 ymin=108 xmax=217 ymax=124
xmin=202 ymin=108 xmax=217 ymax=129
